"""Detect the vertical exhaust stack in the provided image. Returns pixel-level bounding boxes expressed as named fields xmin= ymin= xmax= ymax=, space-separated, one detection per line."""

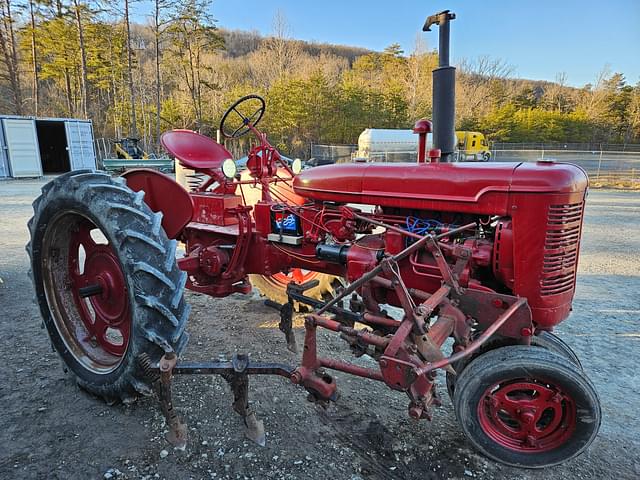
xmin=424 ymin=11 xmax=456 ymax=163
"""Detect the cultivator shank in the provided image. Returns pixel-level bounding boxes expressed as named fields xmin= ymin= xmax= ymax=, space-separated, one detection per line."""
xmin=140 ymin=351 xmax=294 ymax=447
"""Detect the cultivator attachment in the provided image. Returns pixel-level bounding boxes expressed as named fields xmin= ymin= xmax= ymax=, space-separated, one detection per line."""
xmin=139 ymin=352 xmax=294 ymax=447
xmin=139 ymin=218 xmax=536 ymax=449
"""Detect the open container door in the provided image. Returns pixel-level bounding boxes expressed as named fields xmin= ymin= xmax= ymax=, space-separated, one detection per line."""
xmin=2 ymin=118 xmax=42 ymax=177
xmin=65 ymin=120 xmax=97 ymax=170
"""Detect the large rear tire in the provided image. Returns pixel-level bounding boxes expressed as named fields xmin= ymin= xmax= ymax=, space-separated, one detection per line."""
xmin=453 ymin=346 xmax=600 ymax=468
xmin=27 ymin=170 xmax=190 ymax=403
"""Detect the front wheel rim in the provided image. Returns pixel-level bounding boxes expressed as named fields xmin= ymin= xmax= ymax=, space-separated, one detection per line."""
xmin=478 ymin=379 xmax=576 ymax=453
xmin=42 ymin=212 xmax=131 ymax=374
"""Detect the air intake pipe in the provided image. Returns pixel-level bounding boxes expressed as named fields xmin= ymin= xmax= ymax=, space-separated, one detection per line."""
xmin=424 ymin=11 xmax=456 ymax=163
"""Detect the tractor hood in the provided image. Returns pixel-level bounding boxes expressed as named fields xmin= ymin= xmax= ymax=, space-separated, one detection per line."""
xmin=293 ymin=161 xmax=588 ymax=215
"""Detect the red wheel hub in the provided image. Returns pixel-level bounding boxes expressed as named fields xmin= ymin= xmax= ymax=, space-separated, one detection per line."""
xmin=68 ymin=221 xmax=130 ymax=357
xmin=272 ymin=269 xmax=317 ymax=286
xmin=478 ymin=379 xmax=576 ymax=453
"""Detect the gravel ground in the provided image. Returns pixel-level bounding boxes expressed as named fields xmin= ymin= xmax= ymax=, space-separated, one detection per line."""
xmin=0 ymin=178 xmax=638 ymax=480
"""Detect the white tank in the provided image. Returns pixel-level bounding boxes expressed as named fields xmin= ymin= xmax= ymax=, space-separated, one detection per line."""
xmin=357 ymin=129 xmax=417 ymax=154
xmin=356 ymin=129 xmax=433 ymax=162
xmin=354 ymin=128 xmax=462 ymax=163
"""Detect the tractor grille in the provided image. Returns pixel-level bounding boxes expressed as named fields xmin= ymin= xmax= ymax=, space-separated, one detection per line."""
xmin=541 ymin=202 xmax=584 ymax=296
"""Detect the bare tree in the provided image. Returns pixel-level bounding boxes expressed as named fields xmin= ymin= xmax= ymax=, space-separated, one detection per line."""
xmin=0 ymin=0 xmax=23 ymax=114
xmin=27 ymin=0 xmax=40 ymax=115
xmin=576 ymin=65 xmax=612 ymax=119
xmin=459 ymin=55 xmax=514 ymax=81
xmin=542 ymin=72 xmax=571 ymax=112
xmin=124 ymin=0 xmax=137 ymax=136
xmin=53 ymin=0 xmax=74 ymax=116
xmin=266 ymin=10 xmax=299 ymax=81
xmin=167 ymin=0 xmax=223 ymax=131
xmin=457 ymin=55 xmax=514 ymax=122
xmin=404 ymin=33 xmax=434 ymax=119
xmin=151 ymin=0 xmax=173 ymax=148
xmin=72 ymin=0 xmax=89 ymax=118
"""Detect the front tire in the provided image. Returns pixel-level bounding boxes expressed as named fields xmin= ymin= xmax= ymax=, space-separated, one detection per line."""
xmin=446 ymin=331 xmax=583 ymax=400
xmin=27 ymin=170 xmax=190 ymax=402
xmin=453 ymin=346 xmax=600 ymax=468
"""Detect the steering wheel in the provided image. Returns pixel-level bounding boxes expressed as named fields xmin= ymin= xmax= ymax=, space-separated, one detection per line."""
xmin=219 ymin=94 xmax=266 ymax=139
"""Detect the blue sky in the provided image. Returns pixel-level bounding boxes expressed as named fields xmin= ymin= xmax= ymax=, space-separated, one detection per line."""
xmin=208 ymin=0 xmax=640 ymax=87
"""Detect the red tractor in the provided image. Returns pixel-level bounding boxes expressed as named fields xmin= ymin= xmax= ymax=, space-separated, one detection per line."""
xmin=27 ymin=11 xmax=600 ymax=468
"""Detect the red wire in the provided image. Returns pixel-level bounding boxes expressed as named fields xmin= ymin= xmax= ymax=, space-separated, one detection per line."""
xmin=272 ymin=243 xmax=321 ymax=262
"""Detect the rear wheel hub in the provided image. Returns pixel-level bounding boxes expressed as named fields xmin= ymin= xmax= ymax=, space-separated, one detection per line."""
xmin=43 ymin=215 xmax=131 ymax=373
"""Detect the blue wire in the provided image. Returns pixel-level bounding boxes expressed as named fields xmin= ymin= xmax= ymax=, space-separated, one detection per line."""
xmin=405 ymin=216 xmax=454 ymax=235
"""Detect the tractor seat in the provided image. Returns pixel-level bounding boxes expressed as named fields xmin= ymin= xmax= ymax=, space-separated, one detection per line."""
xmin=161 ymin=129 xmax=233 ymax=172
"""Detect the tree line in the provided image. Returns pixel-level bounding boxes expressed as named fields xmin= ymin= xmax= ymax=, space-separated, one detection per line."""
xmin=1 ymin=0 xmax=639 ymax=158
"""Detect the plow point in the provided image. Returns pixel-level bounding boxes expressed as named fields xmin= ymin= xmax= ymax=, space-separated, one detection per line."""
xmin=244 ymin=412 xmax=266 ymax=446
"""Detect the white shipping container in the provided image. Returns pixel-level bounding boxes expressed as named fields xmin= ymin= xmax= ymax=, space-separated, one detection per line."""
xmin=0 ymin=116 xmax=96 ymax=178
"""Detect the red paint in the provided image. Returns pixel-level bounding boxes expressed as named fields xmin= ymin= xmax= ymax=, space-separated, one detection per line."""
xmin=123 ymin=168 xmax=194 ymax=239
xmin=293 ymin=161 xmax=587 ymax=329
xmin=319 ymin=357 xmax=385 ymax=382
xmin=413 ymin=119 xmax=432 ymax=163
xmin=38 ymin=11 xmax=599 ymax=461
xmin=296 ymin=316 xmax=387 ymax=390
xmin=492 ymin=218 xmax=515 ymax=289
xmin=521 ymin=327 xmax=533 ymax=337
xmin=144 ymin=102 xmax=587 ymax=436
xmin=161 ymin=129 xmax=232 ymax=171
xmin=191 ymin=193 xmax=241 ymax=226
xmin=477 ymin=379 xmax=576 ymax=453
xmin=246 ymin=144 xmax=279 ymax=179
xmin=271 ymin=269 xmax=317 ymax=287
xmin=509 ymin=193 xmax=586 ymax=329
xmin=291 ymin=316 xmax=339 ymax=400
xmin=293 ymin=161 xmax=585 ymax=213
xmin=69 ymin=220 xmax=130 ymax=358
xmin=428 ymin=148 xmax=442 ymax=163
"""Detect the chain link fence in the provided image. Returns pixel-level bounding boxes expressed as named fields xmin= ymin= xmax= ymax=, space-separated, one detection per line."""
xmin=311 ymin=142 xmax=640 ymax=188
xmin=492 ymin=143 xmax=640 ymax=188
xmin=310 ymin=144 xmax=358 ymax=165
xmin=492 ymin=142 xmax=640 ymax=152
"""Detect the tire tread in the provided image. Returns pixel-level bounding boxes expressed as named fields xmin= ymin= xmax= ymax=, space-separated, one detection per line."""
xmin=27 ymin=169 xmax=190 ymax=403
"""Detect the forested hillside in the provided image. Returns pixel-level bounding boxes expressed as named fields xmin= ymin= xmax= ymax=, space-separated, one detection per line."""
xmin=1 ymin=0 xmax=639 ymax=157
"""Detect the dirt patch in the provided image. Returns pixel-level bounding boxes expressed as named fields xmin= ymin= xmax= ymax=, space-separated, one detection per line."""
xmin=1 ymin=179 xmax=639 ymax=479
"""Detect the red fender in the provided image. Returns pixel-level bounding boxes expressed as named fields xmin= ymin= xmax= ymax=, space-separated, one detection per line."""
xmin=122 ymin=168 xmax=194 ymax=239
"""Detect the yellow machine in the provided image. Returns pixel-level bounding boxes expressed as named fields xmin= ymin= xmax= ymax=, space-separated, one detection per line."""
xmin=103 ymin=137 xmax=173 ymax=173
xmin=455 ymin=131 xmax=491 ymax=161
xmin=114 ymin=137 xmax=149 ymax=160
